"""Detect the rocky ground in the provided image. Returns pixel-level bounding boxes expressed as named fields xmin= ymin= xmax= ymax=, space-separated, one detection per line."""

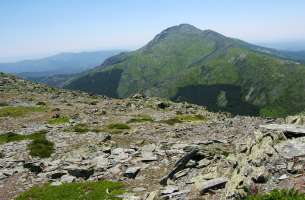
xmin=1 ymin=72 xmax=305 ymax=200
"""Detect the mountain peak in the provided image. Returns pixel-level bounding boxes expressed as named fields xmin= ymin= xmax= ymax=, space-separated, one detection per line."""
xmin=161 ymin=23 xmax=203 ymax=35
xmin=142 ymin=24 xmax=227 ymax=52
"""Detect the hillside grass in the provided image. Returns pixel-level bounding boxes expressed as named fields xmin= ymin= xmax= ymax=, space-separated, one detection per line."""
xmin=0 ymin=106 xmax=46 ymax=118
xmin=163 ymin=114 xmax=207 ymax=125
xmin=48 ymin=116 xmax=70 ymax=125
xmin=16 ymin=181 xmax=124 ymax=200
xmin=127 ymin=115 xmax=154 ymax=123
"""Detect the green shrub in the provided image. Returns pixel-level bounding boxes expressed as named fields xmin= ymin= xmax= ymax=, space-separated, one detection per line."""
xmin=127 ymin=115 xmax=154 ymax=123
xmin=245 ymin=189 xmax=305 ymax=200
xmin=28 ymin=138 xmax=54 ymax=158
xmin=48 ymin=116 xmax=70 ymax=125
xmin=16 ymin=180 xmax=124 ymax=200
xmin=0 ymin=130 xmax=54 ymax=158
xmin=0 ymin=106 xmax=46 ymax=118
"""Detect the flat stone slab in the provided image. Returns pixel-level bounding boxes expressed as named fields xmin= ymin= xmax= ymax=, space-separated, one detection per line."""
xmin=194 ymin=177 xmax=228 ymax=194
xmin=124 ymin=167 xmax=141 ymax=179
xmin=275 ymin=139 xmax=305 ymax=159
xmin=260 ymin=124 xmax=305 ymax=137
xmin=141 ymin=151 xmax=157 ymax=162
xmin=161 ymin=186 xmax=179 ymax=195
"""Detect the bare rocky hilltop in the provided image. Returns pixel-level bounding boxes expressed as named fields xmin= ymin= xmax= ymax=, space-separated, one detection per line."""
xmin=1 ymin=72 xmax=305 ymax=200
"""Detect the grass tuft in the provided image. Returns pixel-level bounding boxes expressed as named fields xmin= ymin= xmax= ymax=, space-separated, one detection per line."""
xmin=245 ymin=189 xmax=305 ymax=200
xmin=0 ymin=132 xmax=26 ymax=144
xmin=48 ymin=116 xmax=70 ymax=125
xmin=162 ymin=114 xmax=207 ymax=125
xmin=72 ymin=123 xmax=90 ymax=133
xmin=127 ymin=115 xmax=154 ymax=123
xmin=106 ymin=123 xmax=131 ymax=134
xmin=107 ymin=123 xmax=130 ymax=130
xmin=16 ymin=180 xmax=124 ymax=200
xmin=0 ymin=106 xmax=46 ymax=118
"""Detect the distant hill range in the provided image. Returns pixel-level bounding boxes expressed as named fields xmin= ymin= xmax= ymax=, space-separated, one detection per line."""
xmin=0 ymin=50 xmax=123 ymax=76
xmin=65 ymin=24 xmax=305 ymax=117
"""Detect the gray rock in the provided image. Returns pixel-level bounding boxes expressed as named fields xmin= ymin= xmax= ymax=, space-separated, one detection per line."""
xmin=124 ymin=167 xmax=141 ymax=179
xmin=251 ymin=167 xmax=268 ymax=183
xmin=60 ymin=174 xmax=75 ymax=183
xmin=0 ymin=172 xmax=7 ymax=180
xmin=50 ymin=171 xmax=67 ymax=179
xmin=275 ymin=139 xmax=305 ymax=159
xmin=278 ymin=174 xmax=289 ymax=180
xmin=260 ymin=124 xmax=305 ymax=138
xmin=141 ymin=151 xmax=157 ymax=162
xmin=51 ymin=181 xmax=62 ymax=186
xmin=142 ymin=144 xmax=156 ymax=152
xmin=23 ymin=162 xmax=43 ymax=174
xmin=197 ymin=159 xmax=211 ymax=168
xmin=145 ymin=191 xmax=158 ymax=200
xmin=132 ymin=187 xmax=146 ymax=192
xmin=67 ymin=167 xmax=94 ymax=179
xmin=161 ymin=186 xmax=179 ymax=195
xmin=93 ymin=156 xmax=110 ymax=170
xmin=194 ymin=177 xmax=228 ymax=194
xmin=173 ymin=168 xmax=189 ymax=179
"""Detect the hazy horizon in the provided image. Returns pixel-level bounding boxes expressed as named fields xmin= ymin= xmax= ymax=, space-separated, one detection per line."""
xmin=1 ymin=0 xmax=305 ymax=62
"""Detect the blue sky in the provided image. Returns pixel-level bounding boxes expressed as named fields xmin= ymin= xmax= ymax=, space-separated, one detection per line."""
xmin=1 ymin=0 xmax=305 ymax=62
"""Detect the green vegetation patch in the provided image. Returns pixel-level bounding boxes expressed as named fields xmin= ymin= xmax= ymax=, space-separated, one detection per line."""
xmin=16 ymin=180 xmax=124 ymax=200
xmin=69 ymin=123 xmax=91 ymax=133
xmin=28 ymin=138 xmax=54 ymax=158
xmin=105 ymin=123 xmax=131 ymax=134
xmin=64 ymin=123 xmax=104 ymax=134
xmin=127 ymin=115 xmax=154 ymax=123
xmin=162 ymin=114 xmax=207 ymax=125
xmin=48 ymin=116 xmax=70 ymax=125
xmin=0 ymin=106 xmax=46 ymax=118
xmin=107 ymin=123 xmax=130 ymax=130
xmin=0 ymin=130 xmax=54 ymax=158
xmin=0 ymin=132 xmax=27 ymax=144
xmin=0 ymin=130 xmax=47 ymax=144
xmin=245 ymin=189 xmax=305 ymax=200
